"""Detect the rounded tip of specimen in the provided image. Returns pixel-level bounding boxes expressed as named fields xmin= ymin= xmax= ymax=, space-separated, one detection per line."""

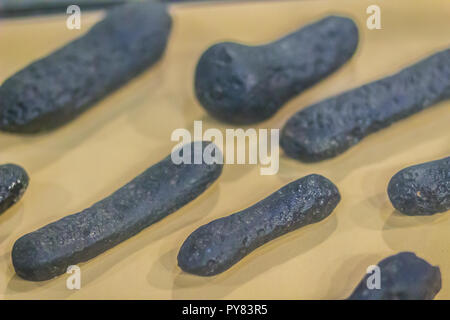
xmin=321 ymin=15 xmax=359 ymax=43
xmin=313 ymin=15 xmax=359 ymax=57
xmin=322 ymin=15 xmax=359 ymax=65
xmin=177 ymin=222 xmax=226 ymax=277
xmin=387 ymin=158 xmax=450 ymax=216
xmin=300 ymin=173 xmax=342 ymax=216
xmin=280 ymin=119 xmax=335 ymax=162
xmin=0 ymin=163 xmax=29 ymax=182
xmin=194 ymin=42 xmax=267 ymax=125
xmin=304 ymin=173 xmax=340 ymax=195
xmin=387 ymin=168 xmax=420 ymax=215
xmin=0 ymin=163 xmax=29 ymax=214
xmin=11 ymin=234 xmax=55 ymax=282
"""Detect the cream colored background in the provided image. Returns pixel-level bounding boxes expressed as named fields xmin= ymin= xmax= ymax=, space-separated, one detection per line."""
xmin=0 ymin=0 xmax=449 ymax=299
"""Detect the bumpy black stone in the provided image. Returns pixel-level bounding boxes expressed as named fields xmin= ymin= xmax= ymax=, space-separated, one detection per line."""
xmin=387 ymin=157 xmax=450 ymax=216
xmin=281 ymin=49 xmax=450 ymax=162
xmin=348 ymin=252 xmax=441 ymax=300
xmin=0 ymin=164 xmax=29 ymax=215
xmin=178 ymin=174 xmax=340 ymax=276
xmin=0 ymin=0 xmax=129 ymax=17
xmin=0 ymin=1 xmax=171 ymax=133
xmin=0 ymin=0 xmax=234 ymax=17
xmin=194 ymin=16 xmax=358 ymax=124
xmin=12 ymin=142 xmax=223 ymax=281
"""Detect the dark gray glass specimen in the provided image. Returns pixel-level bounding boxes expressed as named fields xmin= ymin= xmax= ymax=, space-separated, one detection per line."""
xmin=0 ymin=1 xmax=172 ymax=133
xmin=388 ymin=157 xmax=450 ymax=215
xmin=0 ymin=0 xmax=239 ymax=17
xmin=12 ymin=142 xmax=223 ymax=281
xmin=281 ymin=49 xmax=450 ymax=162
xmin=348 ymin=252 xmax=441 ymax=300
xmin=0 ymin=0 xmax=130 ymax=17
xmin=178 ymin=174 xmax=340 ymax=276
xmin=195 ymin=16 xmax=358 ymax=124
xmin=0 ymin=164 xmax=29 ymax=215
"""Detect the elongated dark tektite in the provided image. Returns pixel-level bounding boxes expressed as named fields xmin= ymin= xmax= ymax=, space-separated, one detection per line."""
xmin=388 ymin=157 xmax=450 ymax=216
xmin=0 ymin=164 xmax=29 ymax=215
xmin=281 ymin=49 xmax=450 ymax=162
xmin=12 ymin=142 xmax=223 ymax=281
xmin=195 ymin=16 xmax=358 ymax=124
xmin=348 ymin=252 xmax=441 ymax=300
xmin=178 ymin=174 xmax=340 ymax=276
xmin=0 ymin=1 xmax=171 ymax=133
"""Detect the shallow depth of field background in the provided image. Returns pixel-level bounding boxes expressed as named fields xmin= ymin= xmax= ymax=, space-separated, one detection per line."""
xmin=0 ymin=0 xmax=449 ymax=299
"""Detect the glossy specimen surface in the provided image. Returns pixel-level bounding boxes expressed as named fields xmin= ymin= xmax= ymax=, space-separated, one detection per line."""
xmin=388 ymin=157 xmax=450 ymax=215
xmin=0 ymin=1 xmax=172 ymax=133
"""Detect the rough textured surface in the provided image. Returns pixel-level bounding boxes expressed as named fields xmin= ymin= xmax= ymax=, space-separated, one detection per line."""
xmin=0 ymin=1 xmax=171 ymax=133
xmin=0 ymin=0 xmax=132 ymax=17
xmin=0 ymin=164 xmax=29 ymax=215
xmin=281 ymin=49 xmax=450 ymax=162
xmin=195 ymin=16 xmax=358 ymax=124
xmin=178 ymin=174 xmax=340 ymax=276
xmin=12 ymin=142 xmax=223 ymax=281
xmin=388 ymin=157 xmax=450 ymax=216
xmin=163 ymin=0 xmax=239 ymax=2
xmin=348 ymin=252 xmax=441 ymax=300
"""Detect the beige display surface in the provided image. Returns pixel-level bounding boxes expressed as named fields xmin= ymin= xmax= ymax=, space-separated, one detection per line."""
xmin=0 ymin=0 xmax=449 ymax=299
